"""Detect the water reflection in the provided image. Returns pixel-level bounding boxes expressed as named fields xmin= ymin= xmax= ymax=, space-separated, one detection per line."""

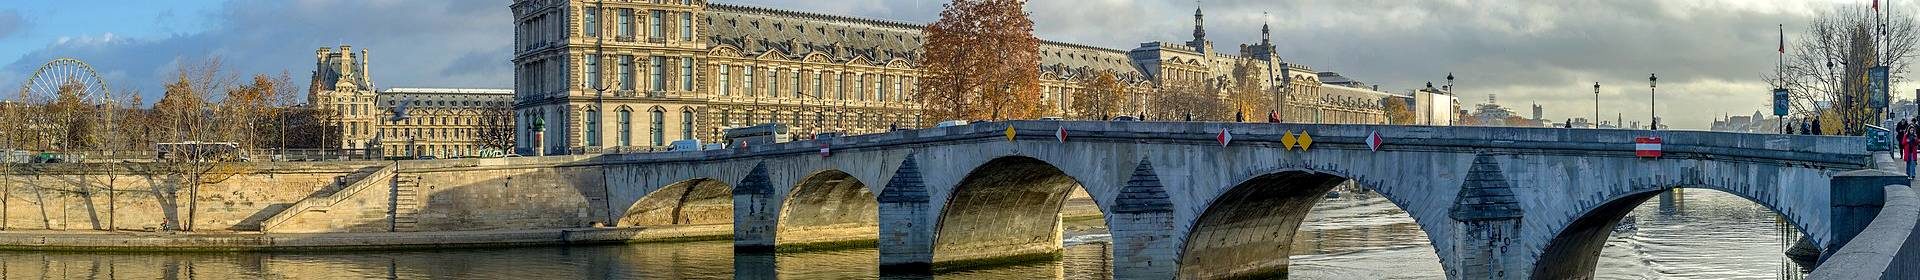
xmin=0 ymin=187 xmax=1808 ymax=279
xmin=1594 ymin=188 xmax=1807 ymax=280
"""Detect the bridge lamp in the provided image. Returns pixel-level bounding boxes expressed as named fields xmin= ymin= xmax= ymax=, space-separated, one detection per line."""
xmin=1446 ymin=73 xmax=1456 ymax=125
xmin=1648 ymin=73 xmax=1658 ymax=130
xmin=1593 ymin=82 xmax=1600 ymax=129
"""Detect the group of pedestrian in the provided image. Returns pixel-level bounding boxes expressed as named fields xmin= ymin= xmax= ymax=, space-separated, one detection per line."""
xmin=1783 ymin=118 xmax=1823 ymax=135
xmin=1898 ymin=118 xmax=1920 ymax=178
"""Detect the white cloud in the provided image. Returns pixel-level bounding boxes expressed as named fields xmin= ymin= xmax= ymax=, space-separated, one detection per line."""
xmin=1 ymin=0 xmax=1896 ymax=129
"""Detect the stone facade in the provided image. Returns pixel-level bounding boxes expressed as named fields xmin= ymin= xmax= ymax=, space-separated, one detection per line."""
xmin=510 ymin=1 xmax=1405 ymax=155
xmin=309 ymin=46 xmax=516 ymax=158
xmin=368 ymin=88 xmax=515 ymax=158
xmin=310 ymin=45 xmax=379 ymax=152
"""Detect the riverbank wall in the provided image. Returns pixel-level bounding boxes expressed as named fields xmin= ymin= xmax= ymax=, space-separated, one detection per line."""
xmin=0 ymin=157 xmax=731 ymax=250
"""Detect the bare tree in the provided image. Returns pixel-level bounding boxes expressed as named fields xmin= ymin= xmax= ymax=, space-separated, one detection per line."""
xmin=1767 ymin=5 xmax=1919 ymax=135
xmin=141 ymin=58 xmax=247 ymax=231
xmin=475 ymin=101 xmax=517 ymax=156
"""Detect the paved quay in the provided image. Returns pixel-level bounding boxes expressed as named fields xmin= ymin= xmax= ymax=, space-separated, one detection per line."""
xmin=0 ymin=225 xmax=729 ymax=252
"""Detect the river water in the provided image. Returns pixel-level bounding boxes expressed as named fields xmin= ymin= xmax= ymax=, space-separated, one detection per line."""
xmin=0 ymin=188 xmax=1804 ymax=279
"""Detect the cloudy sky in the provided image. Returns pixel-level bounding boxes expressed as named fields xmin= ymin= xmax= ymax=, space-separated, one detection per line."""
xmin=0 ymin=0 xmax=1902 ymax=129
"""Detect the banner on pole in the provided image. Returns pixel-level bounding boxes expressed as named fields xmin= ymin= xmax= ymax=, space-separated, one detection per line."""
xmin=1773 ymin=88 xmax=1789 ymax=116
xmin=1871 ymin=66 xmax=1890 ymax=109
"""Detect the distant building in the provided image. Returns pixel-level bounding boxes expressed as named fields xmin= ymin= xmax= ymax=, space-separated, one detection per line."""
xmin=308 ymin=45 xmax=516 ymax=158
xmin=1531 ymin=103 xmax=1544 ymax=123
xmin=1410 ymin=85 xmax=1459 ymax=125
xmin=1711 ymin=111 xmax=1782 ymax=133
xmin=509 ymin=1 xmax=1402 ymax=155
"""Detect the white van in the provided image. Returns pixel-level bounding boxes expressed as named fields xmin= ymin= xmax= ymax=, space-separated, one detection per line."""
xmin=670 ymin=139 xmax=703 ymax=152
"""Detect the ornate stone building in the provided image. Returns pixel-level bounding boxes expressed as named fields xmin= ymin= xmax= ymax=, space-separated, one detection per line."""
xmin=309 ymin=46 xmax=516 ymax=158
xmin=368 ymin=88 xmax=516 ymax=158
xmin=309 ymin=45 xmax=379 ymax=153
xmin=510 ymin=1 xmax=1400 ymax=155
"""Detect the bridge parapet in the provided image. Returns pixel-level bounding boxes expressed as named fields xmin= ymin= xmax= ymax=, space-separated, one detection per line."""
xmin=1811 ymin=183 xmax=1920 ymax=279
xmin=604 ymin=121 xmax=1869 ymax=167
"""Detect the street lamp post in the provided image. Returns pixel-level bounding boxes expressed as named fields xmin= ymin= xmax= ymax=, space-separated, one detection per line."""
xmin=1649 ymin=73 xmax=1658 ymax=130
xmin=1594 ymin=82 xmax=1601 ymax=129
xmin=1446 ymin=73 xmax=1456 ymax=125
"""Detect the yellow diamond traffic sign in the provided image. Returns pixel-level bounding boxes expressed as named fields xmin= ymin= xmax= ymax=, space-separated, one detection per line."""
xmin=1006 ymin=126 xmax=1017 ymax=142
xmin=1282 ymin=131 xmax=1297 ymax=150
xmin=1297 ymin=131 xmax=1313 ymax=151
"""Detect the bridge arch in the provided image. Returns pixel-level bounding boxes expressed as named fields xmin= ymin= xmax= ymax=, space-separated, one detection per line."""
xmin=931 ymin=155 xmax=1108 ymax=268
xmin=776 ymin=169 xmax=880 ymax=249
xmin=1532 ymin=183 xmax=1820 ymax=279
xmin=618 ymin=178 xmax=735 ymax=227
xmin=1176 ymin=166 xmax=1445 ymax=279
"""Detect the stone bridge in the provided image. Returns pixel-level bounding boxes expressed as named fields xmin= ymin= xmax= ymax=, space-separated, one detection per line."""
xmin=564 ymin=121 xmax=1868 ymax=279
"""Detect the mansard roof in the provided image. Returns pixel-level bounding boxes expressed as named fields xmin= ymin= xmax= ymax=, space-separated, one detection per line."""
xmin=1039 ymin=42 xmax=1146 ymax=82
xmin=706 ymin=4 xmax=924 ymax=66
xmin=704 ymin=3 xmax=1147 ymax=81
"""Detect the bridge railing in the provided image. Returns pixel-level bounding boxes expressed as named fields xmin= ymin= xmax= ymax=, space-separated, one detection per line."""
xmin=1810 ymin=184 xmax=1920 ymax=279
xmin=603 ymin=121 xmax=1870 ymax=167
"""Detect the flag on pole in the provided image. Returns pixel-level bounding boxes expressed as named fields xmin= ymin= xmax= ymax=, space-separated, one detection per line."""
xmin=1875 ymin=0 xmax=1881 ymax=12
xmin=1778 ymin=24 xmax=1786 ymax=54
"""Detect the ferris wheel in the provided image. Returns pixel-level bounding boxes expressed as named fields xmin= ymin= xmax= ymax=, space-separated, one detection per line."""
xmin=18 ymin=58 xmax=113 ymax=105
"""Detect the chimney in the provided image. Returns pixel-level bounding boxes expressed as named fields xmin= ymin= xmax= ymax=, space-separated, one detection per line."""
xmin=361 ymin=48 xmax=373 ymax=90
xmin=339 ymin=45 xmax=355 ymax=78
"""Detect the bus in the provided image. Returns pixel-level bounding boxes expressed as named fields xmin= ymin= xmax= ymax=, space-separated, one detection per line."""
xmin=155 ymin=142 xmax=245 ymax=162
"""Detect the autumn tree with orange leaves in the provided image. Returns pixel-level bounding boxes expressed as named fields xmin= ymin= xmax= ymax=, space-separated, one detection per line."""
xmin=918 ymin=0 xmax=1041 ymax=123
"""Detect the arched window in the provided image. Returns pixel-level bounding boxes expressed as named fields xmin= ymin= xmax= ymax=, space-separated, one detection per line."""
xmin=617 ymin=109 xmax=632 ymax=146
xmin=650 ymin=108 xmax=666 ymax=146
xmin=584 ymin=109 xmax=601 ymax=147
xmin=681 ymin=110 xmax=695 ymax=140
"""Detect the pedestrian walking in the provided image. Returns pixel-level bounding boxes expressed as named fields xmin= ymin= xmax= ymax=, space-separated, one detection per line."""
xmin=1907 ymin=127 xmax=1918 ymax=178
xmin=1899 ymin=120 xmax=1912 ymax=158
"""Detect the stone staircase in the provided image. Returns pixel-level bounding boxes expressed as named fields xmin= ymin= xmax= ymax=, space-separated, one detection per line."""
xmin=392 ymin=175 xmax=422 ymax=232
xmin=258 ymin=163 xmax=397 ymax=232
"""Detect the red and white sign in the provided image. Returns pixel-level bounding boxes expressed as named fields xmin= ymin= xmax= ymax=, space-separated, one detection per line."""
xmin=1217 ymin=129 xmax=1233 ymax=146
xmin=1366 ymin=131 xmax=1384 ymax=151
xmin=819 ymin=143 xmax=831 ymax=157
xmin=1635 ymin=137 xmax=1662 ymax=158
xmin=1056 ymin=126 xmax=1068 ymax=143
